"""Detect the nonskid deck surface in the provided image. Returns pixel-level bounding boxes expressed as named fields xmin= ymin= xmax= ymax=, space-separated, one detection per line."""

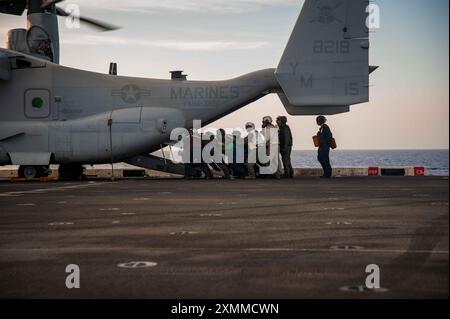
xmin=0 ymin=177 xmax=448 ymax=298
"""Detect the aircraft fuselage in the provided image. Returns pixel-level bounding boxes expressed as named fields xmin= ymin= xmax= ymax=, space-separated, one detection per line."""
xmin=0 ymin=48 xmax=279 ymax=165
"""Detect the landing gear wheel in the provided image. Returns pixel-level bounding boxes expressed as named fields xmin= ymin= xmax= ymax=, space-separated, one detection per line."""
xmin=21 ymin=166 xmax=38 ymax=179
xmin=18 ymin=166 xmax=50 ymax=179
xmin=58 ymin=164 xmax=84 ymax=180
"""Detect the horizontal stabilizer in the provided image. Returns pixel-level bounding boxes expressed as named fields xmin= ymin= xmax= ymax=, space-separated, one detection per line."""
xmin=278 ymin=93 xmax=349 ymax=115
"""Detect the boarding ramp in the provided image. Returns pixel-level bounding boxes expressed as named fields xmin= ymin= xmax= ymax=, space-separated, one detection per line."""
xmin=125 ymin=154 xmax=185 ymax=176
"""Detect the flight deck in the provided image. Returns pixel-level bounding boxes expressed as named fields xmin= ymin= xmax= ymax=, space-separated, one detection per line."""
xmin=0 ymin=177 xmax=448 ymax=298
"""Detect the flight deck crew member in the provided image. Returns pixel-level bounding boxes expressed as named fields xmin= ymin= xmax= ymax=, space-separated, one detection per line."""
xmin=215 ymin=129 xmax=232 ymax=179
xmin=316 ymin=115 xmax=333 ymax=179
xmin=183 ymin=129 xmax=212 ymax=179
xmin=276 ymin=116 xmax=294 ymax=178
xmin=229 ymin=130 xmax=247 ymax=178
xmin=262 ymin=116 xmax=282 ymax=179
xmin=244 ymin=122 xmax=257 ymax=179
xmin=199 ymin=133 xmax=214 ymax=179
xmin=183 ymin=129 xmax=195 ymax=179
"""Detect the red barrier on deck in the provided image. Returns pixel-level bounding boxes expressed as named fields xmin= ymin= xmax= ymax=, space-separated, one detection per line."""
xmin=414 ymin=167 xmax=426 ymax=177
xmin=368 ymin=167 xmax=379 ymax=176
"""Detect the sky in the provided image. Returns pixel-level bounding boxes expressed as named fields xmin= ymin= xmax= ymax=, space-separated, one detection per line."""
xmin=0 ymin=0 xmax=448 ymax=150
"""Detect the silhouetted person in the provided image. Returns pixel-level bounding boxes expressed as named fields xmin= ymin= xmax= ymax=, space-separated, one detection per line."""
xmin=244 ymin=122 xmax=257 ymax=179
xmin=229 ymin=130 xmax=247 ymax=178
xmin=276 ymin=116 xmax=294 ymax=178
xmin=199 ymin=133 xmax=213 ymax=179
xmin=316 ymin=115 xmax=333 ymax=178
xmin=215 ymin=129 xmax=232 ymax=179
xmin=262 ymin=116 xmax=282 ymax=179
xmin=183 ymin=129 xmax=195 ymax=179
xmin=183 ymin=129 xmax=212 ymax=179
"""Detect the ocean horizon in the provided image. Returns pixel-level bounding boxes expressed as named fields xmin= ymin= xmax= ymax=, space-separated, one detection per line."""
xmin=290 ymin=149 xmax=449 ymax=176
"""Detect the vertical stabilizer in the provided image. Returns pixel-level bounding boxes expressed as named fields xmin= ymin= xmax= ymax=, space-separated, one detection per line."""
xmin=275 ymin=0 xmax=370 ymax=108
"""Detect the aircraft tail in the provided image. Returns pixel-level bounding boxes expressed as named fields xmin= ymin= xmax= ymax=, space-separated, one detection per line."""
xmin=275 ymin=0 xmax=371 ymax=115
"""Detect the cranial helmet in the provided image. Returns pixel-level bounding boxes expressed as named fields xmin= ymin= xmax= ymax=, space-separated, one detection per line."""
xmin=316 ymin=115 xmax=327 ymax=125
xmin=277 ymin=116 xmax=287 ymax=125
xmin=245 ymin=122 xmax=256 ymax=130
xmin=262 ymin=116 xmax=273 ymax=124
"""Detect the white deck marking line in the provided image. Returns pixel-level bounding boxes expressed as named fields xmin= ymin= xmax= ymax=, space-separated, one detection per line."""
xmin=0 ymin=248 xmax=448 ymax=255
xmin=0 ymin=182 xmax=107 ymax=197
xmin=244 ymin=248 xmax=449 ymax=254
xmin=118 ymin=261 xmax=158 ymax=268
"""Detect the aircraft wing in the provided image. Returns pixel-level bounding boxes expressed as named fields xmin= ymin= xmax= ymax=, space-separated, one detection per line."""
xmin=0 ymin=47 xmax=48 ymax=76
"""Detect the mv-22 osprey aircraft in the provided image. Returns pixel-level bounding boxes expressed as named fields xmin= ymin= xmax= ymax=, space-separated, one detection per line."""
xmin=0 ymin=0 xmax=377 ymax=179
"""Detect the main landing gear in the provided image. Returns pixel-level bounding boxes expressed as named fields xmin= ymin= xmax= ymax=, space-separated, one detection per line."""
xmin=58 ymin=164 xmax=84 ymax=180
xmin=18 ymin=165 xmax=50 ymax=179
xmin=17 ymin=164 xmax=84 ymax=180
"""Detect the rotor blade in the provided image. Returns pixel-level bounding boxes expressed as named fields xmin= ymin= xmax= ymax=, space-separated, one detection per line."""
xmin=41 ymin=0 xmax=65 ymax=9
xmin=55 ymin=7 xmax=120 ymax=31
xmin=79 ymin=15 xmax=120 ymax=31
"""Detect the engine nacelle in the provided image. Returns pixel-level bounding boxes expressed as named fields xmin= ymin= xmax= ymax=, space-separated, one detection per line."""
xmin=6 ymin=28 xmax=29 ymax=54
xmin=5 ymin=12 xmax=59 ymax=63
